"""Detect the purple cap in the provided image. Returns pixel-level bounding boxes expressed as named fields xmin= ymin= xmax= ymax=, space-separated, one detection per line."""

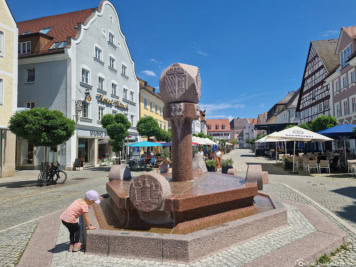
xmin=85 ymin=190 xmax=101 ymax=204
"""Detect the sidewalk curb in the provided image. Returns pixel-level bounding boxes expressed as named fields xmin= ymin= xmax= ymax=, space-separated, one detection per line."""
xmin=17 ymin=209 xmax=64 ymax=267
xmin=281 ymin=183 xmax=356 ymax=236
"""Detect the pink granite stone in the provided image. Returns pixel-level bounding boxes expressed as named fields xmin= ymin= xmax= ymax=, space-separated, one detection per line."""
xmin=108 ymin=164 xmax=131 ymax=181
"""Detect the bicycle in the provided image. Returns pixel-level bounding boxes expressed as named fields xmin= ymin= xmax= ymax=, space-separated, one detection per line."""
xmin=38 ymin=162 xmax=67 ymax=186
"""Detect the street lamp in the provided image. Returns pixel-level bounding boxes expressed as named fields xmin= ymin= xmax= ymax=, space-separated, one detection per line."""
xmin=75 ymin=89 xmax=92 ymax=122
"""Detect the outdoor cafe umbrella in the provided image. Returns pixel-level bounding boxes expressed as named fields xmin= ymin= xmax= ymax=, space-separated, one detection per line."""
xmin=318 ymin=124 xmax=356 ymax=167
xmin=128 ymin=141 xmax=163 ymax=147
xmin=256 ymin=136 xmax=284 ymax=163
xmin=264 ymin=126 xmax=333 ymax=172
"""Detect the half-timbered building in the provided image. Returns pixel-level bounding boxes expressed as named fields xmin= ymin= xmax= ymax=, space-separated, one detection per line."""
xmin=296 ymin=39 xmax=339 ymax=123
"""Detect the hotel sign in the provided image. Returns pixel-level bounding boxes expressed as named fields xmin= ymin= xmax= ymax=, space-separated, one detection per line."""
xmin=90 ymin=130 xmax=107 ymax=137
xmin=96 ymin=94 xmax=129 ymax=110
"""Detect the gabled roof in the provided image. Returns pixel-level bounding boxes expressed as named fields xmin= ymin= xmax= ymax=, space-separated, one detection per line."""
xmin=207 ymin=119 xmax=231 ymax=132
xmin=248 ymin=118 xmax=257 ymax=125
xmin=230 ymin=118 xmax=249 ymax=130
xmin=278 ymin=89 xmax=300 ymax=115
xmin=276 ymin=91 xmax=295 ymax=105
xmin=311 ymin=39 xmax=339 ymax=72
xmin=17 ymin=8 xmax=96 ymax=54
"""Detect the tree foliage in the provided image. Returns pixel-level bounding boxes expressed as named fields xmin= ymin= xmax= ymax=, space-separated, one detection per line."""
xmin=155 ymin=128 xmax=172 ymax=142
xmin=9 ymin=108 xmax=75 ymax=147
xmin=310 ymin=115 xmax=338 ymax=132
xmin=101 ymin=113 xmax=131 ymax=152
xmin=136 ymin=116 xmax=160 ymax=140
xmin=299 ymin=122 xmax=312 ymax=130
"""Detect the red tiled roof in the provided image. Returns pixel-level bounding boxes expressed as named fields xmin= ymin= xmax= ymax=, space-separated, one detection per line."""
xmin=206 ymin=119 xmax=231 ymax=132
xmin=248 ymin=118 xmax=257 ymax=125
xmin=17 ymin=8 xmax=95 ymax=54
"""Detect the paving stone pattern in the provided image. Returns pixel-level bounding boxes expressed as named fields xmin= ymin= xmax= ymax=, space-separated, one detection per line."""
xmin=0 ymin=220 xmax=38 ymax=267
xmin=50 ymin=204 xmax=315 ymax=267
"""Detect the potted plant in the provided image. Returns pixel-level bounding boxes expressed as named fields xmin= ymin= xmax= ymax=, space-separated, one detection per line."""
xmin=205 ymin=160 xmax=217 ymax=172
xmin=221 ymin=158 xmax=233 ymax=174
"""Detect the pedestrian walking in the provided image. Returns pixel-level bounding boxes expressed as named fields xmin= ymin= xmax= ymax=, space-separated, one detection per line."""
xmin=60 ymin=190 xmax=101 ymax=252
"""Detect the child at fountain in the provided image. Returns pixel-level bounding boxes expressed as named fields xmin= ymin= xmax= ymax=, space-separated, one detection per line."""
xmin=60 ymin=190 xmax=101 ymax=252
xmin=158 ymin=158 xmax=170 ymax=174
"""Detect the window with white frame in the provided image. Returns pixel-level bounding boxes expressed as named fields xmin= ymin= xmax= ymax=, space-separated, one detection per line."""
xmin=26 ymin=102 xmax=35 ymax=109
xmin=130 ymin=115 xmax=134 ymax=125
xmin=352 ymin=96 xmax=356 ymax=113
xmin=349 ymin=69 xmax=356 ymax=84
xmin=122 ymin=64 xmax=127 ymax=75
xmin=26 ymin=68 xmax=35 ymax=83
xmin=160 ymin=122 xmax=162 ymax=128
xmin=130 ymin=91 xmax=134 ymax=102
xmin=343 ymin=99 xmax=349 ymax=115
xmin=123 ymin=88 xmax=128 ymax=99
xmin=109 ymin=56 xmax=116 ymax=69
xmin=340 ymin=44 xmax=352 ymax=68
xmin=164 ymin=124 xmax=166 ymax=130
xmin=98 ymin=76 xmax=105 ymax=91
xmin=155 ymin=104 xmax=158 ymax=113
xmin=112 ymin=83 xmax=117 ymax=96
xmin=144 ymin=98 xmax=147 ymax=108
xmin=82 ymin=68 xmax=90 ymax=84
xmin=95 ymin=46 xmax=102 ymax=61
xmin=150 ymin=102 xmax=153 ymax=111
xmin=159 ymin=106 xmax=162 ymax=115
xmin=98 ymin=106 xmax=105 ymax=121
xmin=0 ymin=79 xmax=3 ymax=104
xmin=109 ymin=32 xmax=115 ymax=44
xmin=334 ymin=79 xmax=340 ymax=92
xmin=112 ymin=110 xmax=117 ymax=115
xmin=82 ymin=102 xmax=89 ymax=118
xmin=342 ymin=74 xmax=348 ymax=88
xmin=0 ymin=31 xmax=4 ymax=57
xmin=18 ymin=41 xmax=31 ymax=55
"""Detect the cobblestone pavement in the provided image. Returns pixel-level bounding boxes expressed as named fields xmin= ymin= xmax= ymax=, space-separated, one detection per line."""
xmin=50 ymin=204 xmax=315 ymax=267
xmin=2 ymin=152 xmax=356 ymax=266
xmin=0 ymin=220 xmax=38 ymax=267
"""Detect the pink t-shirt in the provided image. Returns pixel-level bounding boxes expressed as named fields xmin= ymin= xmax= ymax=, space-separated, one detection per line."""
xmin=60 ymin=199 xmax=89 ymax=223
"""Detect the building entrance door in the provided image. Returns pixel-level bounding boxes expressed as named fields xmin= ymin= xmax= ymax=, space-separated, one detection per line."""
xmin=78 ymin=138 xmax=90 ymax=163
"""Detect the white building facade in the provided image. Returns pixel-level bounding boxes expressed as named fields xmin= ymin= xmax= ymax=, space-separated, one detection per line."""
xmin=17 ymin=1 xmax=139 ymax=169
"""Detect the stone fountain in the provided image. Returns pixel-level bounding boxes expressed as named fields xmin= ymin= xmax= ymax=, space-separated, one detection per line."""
xmin=85 ymin=63 xmax=288 ymax=262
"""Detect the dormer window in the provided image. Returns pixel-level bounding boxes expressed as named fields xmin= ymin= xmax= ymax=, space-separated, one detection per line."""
xmin=340 ymin=44 xmax=352 ymax=68
xmin=18 ymin=41 xmax=31 ymax=55
xmin=39 ymin=27 xmax=52 ymax=34
xmin=222 ymin=125 xmax=225 ymax=129
xmin=216 ymin=125 xmax=219 ymax=130
xmin=49 ymin=41 xmax=67 ymax=49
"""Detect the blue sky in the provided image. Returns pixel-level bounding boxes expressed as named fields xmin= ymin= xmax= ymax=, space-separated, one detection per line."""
xmin=8 ymin=0 xmax=356 ymax=120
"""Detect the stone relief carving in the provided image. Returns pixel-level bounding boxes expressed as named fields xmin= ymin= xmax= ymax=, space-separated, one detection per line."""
xmin=170 ymin=103 xmax=184 ymax=117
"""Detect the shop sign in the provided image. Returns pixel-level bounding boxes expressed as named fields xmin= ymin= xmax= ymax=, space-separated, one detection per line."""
xmin=90 ymin=130 xmax=108 ymax=137
xmin=96 ymin=94 xmax=129 ymax=110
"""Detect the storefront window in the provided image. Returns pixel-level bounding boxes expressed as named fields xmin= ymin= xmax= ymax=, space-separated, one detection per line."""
xmin=78 ymin=139 xmax=89 ymax=162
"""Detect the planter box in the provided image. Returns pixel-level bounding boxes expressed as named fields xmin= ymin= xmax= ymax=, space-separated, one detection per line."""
xmin=222 ymin=166 xmax=233 ymax=174
xmin=207 ymin=166 xmax=216 ymax=172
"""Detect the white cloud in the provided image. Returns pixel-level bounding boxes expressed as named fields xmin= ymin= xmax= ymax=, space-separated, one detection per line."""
xmin=200 ymin=103 xmax=245 ymax=114
xmin=141 ymin=70 xmax=157 ymax=77
xmin=321 ymin=30 xmax=339 ymax=37
xmin=196 ymin=49 xmax=208 ymax=57
xmin=149 ymin=58 xmax=162 ymax=64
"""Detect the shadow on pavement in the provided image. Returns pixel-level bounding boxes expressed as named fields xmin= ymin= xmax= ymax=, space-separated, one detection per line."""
xmin=335 ymin=202 xmax=356 ymax=225
xmin=48 ymin=242 xmax=71 ymax=253
xmin=332 ymin=187 xmax=356 ymax=200
xmin=240 ymin=154 xmax=256 ymax=157
xmin=0 ymin=180 xmax=39 ymax=188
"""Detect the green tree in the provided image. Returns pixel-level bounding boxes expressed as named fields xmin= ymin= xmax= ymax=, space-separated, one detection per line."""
xmin=299 ymin=122 xmax=312 ymax=130
xmin=136 ymin=116 xmax=160 ymax=141
xmin=311 ymin=115 xmax=338 ymax=132
xmin=9 ymin=108 xmax=75 ymax=176
xmin=193 ymin=132 xmax=213 ymax=140
xmin=101 ymin=113 xmax=131 ymax=163
xmin=155 ymin=128 xmax=172 ymax=142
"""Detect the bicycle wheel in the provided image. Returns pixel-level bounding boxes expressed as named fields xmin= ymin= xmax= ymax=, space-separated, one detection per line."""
xmin=54 ymin=170 xmax=67 ymax=184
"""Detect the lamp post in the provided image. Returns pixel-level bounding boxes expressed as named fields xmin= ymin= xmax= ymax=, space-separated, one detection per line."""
xmin=75 ymin=89 xmax=91 ymax=122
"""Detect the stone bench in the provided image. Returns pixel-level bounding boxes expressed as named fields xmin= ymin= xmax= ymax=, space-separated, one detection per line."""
xmin=245 ymin=164 xmax=264 ymax=190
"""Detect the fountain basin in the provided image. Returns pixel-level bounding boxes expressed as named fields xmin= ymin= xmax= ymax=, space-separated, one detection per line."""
xmin=85 ymin=192 xmax=287 ymax=263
